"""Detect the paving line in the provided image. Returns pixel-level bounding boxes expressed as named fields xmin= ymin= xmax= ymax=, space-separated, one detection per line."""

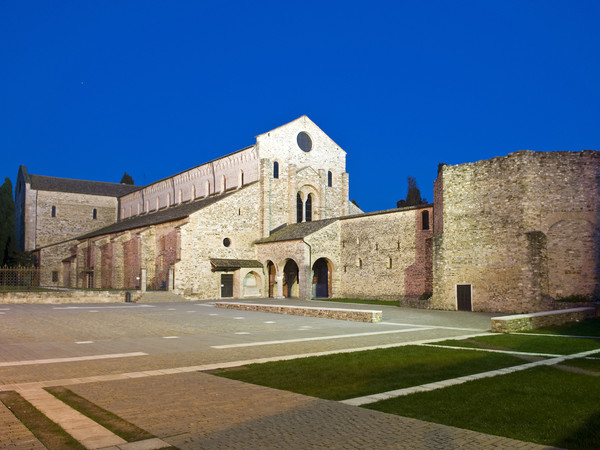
xmin=53 ymin=305 xmax=155 ymax=310
xmin=341 ymin=347 xmax=600 ymax=406
xmin=0 ymin=333 xmax=491 ymax=393
xmin=420 ymin=343 xmax=561 ymax=358
xmin=211 ymin=327 xmax=436 ymax=348
xmin=0 ymin=352 xmax=147 ymax=367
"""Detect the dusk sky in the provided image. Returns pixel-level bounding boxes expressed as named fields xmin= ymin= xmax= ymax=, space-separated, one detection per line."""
xmin=1 ymin=1 xmax=598 ymax=212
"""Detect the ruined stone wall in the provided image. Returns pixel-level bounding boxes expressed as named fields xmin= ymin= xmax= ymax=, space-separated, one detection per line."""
xmin=119 ymin=146 xmax=259 ymax=219
xmin=338 ymin=207 xmax=432 ymax=300
xmin=433 ymin=150 xmax=600 ymax=313
xmin=175 ymin=183 xmax=263 ymax=298
xmin=34 ymin=190 xmax=118 ymax=249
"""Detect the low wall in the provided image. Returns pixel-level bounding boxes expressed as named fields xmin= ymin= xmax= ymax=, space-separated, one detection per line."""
xmin=491 ymin=307 xmax=598 ymax=333
xmin=0 ymin=290 xmax=143 ymax=304
xmin=215 ymin=302 xmax=382 ymax=323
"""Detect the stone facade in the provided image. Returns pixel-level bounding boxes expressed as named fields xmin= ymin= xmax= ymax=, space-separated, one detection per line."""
xmin=433 ymin=150 xmax=600 ymax=313
xmin=15 ymin=117 xmax=599 ymax=313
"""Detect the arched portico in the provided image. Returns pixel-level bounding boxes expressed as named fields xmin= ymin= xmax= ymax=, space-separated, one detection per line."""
xmin=266 ymin=260 xmax=277 ymax=298
xmin=312 ymin=258 xmax=332 ymax=298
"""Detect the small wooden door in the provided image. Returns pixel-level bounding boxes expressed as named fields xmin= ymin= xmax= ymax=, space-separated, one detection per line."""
xmin=457 ymin=284 xmax=472 ymax=311
xmin=221 ymin=274 xmax=233 ymax=298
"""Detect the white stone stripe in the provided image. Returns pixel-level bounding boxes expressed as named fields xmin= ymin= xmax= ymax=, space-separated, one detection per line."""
xmin=0 ymin=333 xmax=491 ymax=393
xmin=420 ymin=343 xmax=561 ymax=358
xmin=53 ymin=305 xmax=155 ymax=309
xmin=211 ymin=327 xmax=436 ymax=349
xmin=19 ymin=388 xmax=127 ymax=449
xmin=511 ymin=332 xmax=600 ymax=339
xmin=341 ymin=348 xmax=600 ymax=406
xmin=0 ymin=352 xmax=147 ymax=367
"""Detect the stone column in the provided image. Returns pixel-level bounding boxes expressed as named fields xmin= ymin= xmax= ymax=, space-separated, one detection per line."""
xmin=141 ymin=269 xmax=147 ymax=293
xmin=276 ymin=274 xmax=284 ymax=298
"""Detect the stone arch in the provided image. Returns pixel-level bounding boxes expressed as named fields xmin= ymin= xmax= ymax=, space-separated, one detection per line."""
xmin=547 ymin=219 xmax=597 ymax=298
xmin=266 ymin=260 xmax=277 ymax=298
xmin=296 ymin=185 xmax=320 ymax=222
xmin=283 ymin=259 xmax=299 ymax=298
xmin=243 ymin=271 xmax=261 ymax=297
xmin=312 ymin=257 xmax=332 ymax=298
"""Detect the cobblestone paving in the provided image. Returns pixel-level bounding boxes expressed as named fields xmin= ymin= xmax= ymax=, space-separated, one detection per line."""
xmin=69 ymin=372 xmax=548 ymax=449
xmin=0 ymin=300 xmax=552 ymax=449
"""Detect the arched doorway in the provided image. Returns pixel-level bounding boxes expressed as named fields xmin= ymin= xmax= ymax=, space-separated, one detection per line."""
xmin=283 ymin=259 xmax=299 ymax=298
xmin=266 ymin=261 xmax=276 ymax=298
xmin=243 ymin=271 xmax=261 ymax=297
xmin=312 ymin=258 xmax=332 ymax=298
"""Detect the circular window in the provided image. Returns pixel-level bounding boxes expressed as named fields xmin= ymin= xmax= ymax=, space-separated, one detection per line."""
xmin=223 ymin=238 xmax=231 ymax=247
xmin=297 ymin=132 xmax=312 ymax=152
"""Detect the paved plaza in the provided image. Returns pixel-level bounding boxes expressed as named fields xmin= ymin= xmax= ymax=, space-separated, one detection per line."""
xmin=0 ymin=298 xmax=549 ymax=449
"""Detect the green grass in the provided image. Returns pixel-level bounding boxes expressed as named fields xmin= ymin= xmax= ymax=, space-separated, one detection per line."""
xmin=435 ymin=333 xmax=600 ymax=355
xmin=0 ymin=391 xmax=86 ymax=449
xmin=562 ymin=357 xmax=600 ymax=372
xmin=45 ymin=386 xmax=156 ymax=443
xmin=365 ymin=366 xmax=600 ymax=449
xmin=315 ymin=298 xmax=400 ymax=307
xmin=214 ymin=346 xmax=526 ymax=400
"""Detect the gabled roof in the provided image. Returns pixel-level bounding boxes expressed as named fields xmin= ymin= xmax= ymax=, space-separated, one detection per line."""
xmin=256 ymin=218 xmax=339 ymax=244
xmin=28 ymin=174 xmax=140 ymax=197
xmin=78 ymin=184 xmax=254 ymax=240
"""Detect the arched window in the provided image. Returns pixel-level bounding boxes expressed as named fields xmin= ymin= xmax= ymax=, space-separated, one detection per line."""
xmin=422 ymin=210 xmax=430 ymax=230
xmin=92 ymin=208 xmax=97 ymax=220
xmin=328 ymin=171 xmax=333 ymax=187
xmin=51 ymin=206 xmax=56 ymax=217
xmin=296 ymin=193 xmax=303 ymax=223
xmin=305 ymin=194 xmax=312 ymax=222
xmin=273 ymin=161 xmax=279 ymax=179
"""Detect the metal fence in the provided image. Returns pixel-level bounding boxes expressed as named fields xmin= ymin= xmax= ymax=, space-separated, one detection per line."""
xmin=0 ymin=265 xmax=40 ymax=290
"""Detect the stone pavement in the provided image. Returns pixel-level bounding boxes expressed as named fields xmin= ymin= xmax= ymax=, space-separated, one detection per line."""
xmin=0 ymin=300 xmax=553 ymax=449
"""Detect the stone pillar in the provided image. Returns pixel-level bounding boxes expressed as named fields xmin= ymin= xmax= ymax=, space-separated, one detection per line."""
xmin=276 ymin=274 xmax=284 ymax=298
xmin=141 ymin=269 xmax=147 ymax=293
xmin=168 ymin=268 xmax=175 ymax=291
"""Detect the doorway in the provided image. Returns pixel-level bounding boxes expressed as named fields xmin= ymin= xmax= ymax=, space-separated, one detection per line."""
xmin=457 ymin=284 xmax=472 ymax=311
xmin=221 ymin=274 xmax=233 ymax=298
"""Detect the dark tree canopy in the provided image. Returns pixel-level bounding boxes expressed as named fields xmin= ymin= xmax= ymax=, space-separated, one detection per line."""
xmin=120 ymin=172 xmax=134 ymax=185
xmin=0 ymin=178 xmax=17 ymax=266
xmin=397 ymin=176 xmax=427 ymax=208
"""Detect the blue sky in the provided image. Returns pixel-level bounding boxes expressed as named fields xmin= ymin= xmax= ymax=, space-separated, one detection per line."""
xmin=1 ymin=1 xmax=598 ymax=212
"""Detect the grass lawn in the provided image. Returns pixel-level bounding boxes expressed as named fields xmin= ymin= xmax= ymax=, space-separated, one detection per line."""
xmin=365 ymin=365 xmax=600 ymax=449
xmin=214 ymin=346 xmax=525 ymax=401
xmin=434 ymin=333 xmax=600 ymax=355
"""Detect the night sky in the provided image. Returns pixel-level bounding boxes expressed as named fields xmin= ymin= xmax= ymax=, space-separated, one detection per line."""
xmin=2 ymin=1 xmax=598 ymax=212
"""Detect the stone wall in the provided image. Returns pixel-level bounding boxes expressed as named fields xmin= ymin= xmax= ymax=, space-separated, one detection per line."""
xmin=0 ymin=289 xmax=142 ymax=304
xmin=433 ymin=150 xmax=600 ymax=313
xmin=175 ymin=183 xmax=263 ymax=298
xmin=491 ymin=306 xmax=598 ymax=332
xmin=338 ymin=207 xmax=433 ymax=300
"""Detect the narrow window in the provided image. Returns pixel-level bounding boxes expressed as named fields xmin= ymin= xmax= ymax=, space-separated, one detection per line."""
xmin=356 ymin=258 xmax=362 ymax=268
xmin=51 ymin=206 xmax=56 ymax=217
xmin=239 ymin=170 xmax=244 ymax=188
xmin=92 ymin=208 xmax=97 ymax=220
xmin=387 ymin=257 xmax=393 ymax=269
xmin=328 ymin=171 xmax=332 ymax=187
xmin=422 ymin=210 xmax=430 ymax=230
xmin=296 ymin=193 xmax=303 ymax=223
xmin=273 ymin=161 xmax=279 ymax=179
xmin=375 ymin=243 xmax=378 ymax=251
xmin=305 ymin=194 xmax=312 ymax=222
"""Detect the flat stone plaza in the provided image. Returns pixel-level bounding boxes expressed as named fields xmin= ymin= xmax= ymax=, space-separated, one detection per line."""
xmin=0 ymin=298 xmax=548 ymax=449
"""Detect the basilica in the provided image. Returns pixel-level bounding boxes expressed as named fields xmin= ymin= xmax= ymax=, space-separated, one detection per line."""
xmin=15 ymin=116 xmax=600 ymax=313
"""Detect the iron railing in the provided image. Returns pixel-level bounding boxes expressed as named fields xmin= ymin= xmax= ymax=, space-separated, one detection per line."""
xmin=0 ymin=265 xmax=40 ymax=291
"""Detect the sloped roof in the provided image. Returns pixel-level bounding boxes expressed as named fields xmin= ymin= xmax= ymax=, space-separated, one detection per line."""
xmin=78 ymin=185 xmax=253 ymax=240
xmin=29 ymin=174 xmax=140 ymax=197
xmin=256 ymin=218 xmax=339 ymax=244
xmin=210 ymin=259 xmax=263 ymax=271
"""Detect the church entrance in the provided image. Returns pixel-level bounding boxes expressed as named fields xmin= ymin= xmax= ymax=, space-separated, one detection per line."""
xmin=283 ymin=259 xmax=299 ymax=298
xmin=312 ymin=258 xmax=331 ymax=298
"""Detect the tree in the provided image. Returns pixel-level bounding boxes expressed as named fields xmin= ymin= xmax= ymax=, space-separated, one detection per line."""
xmin=0 ymin=178 xmax=17 ymax=266
xmin=397 ymin=176 xmax=427 ymax=208
xmin=120 ymin=172 xmax=134 ymax=185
